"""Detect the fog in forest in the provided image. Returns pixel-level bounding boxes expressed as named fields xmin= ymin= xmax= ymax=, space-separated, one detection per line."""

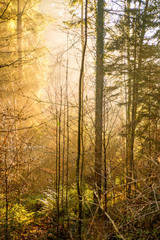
xmin=0 ymin=0 xmax=159 ymax=239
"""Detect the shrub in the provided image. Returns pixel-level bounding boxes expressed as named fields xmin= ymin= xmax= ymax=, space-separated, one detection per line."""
xmin=0 ymin=203 xmax=34 ymax=239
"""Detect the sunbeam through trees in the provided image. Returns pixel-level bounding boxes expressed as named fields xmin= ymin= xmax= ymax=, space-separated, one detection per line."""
xmin=0 ymin=0 xmax=160 ymax=239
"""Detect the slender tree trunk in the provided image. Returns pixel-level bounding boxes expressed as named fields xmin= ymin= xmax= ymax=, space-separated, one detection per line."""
xmin=55 ymin=106 xmax=59 ymax=237
xmin=62 ymin=91 xmax=65 ymax=236
xmin=57 ymin=87 xmax=62 ymax=238
xmin=80 ymin=0 xmax=85 ymax=211
xmin=16 ymin=0 xmax=22 ymax=204
xmin=125 ymin=0 xmax=132 ymax=199
xmin=65 ymin=33 xmax=70 ymax=230
xmin=76 ymin=0 xmax=88 ymax=238
xmin=103 ymin=95 xmax=107 ymax=211
xmin=5 ymin=149 xmax=9 ymax=240
xmin=148 ymin=82 xmax=152 ymax=176
xmin=95 ymin=0 xmax=104 ymax=208
xmin=17 ymin=0 xmax=22 ymax=82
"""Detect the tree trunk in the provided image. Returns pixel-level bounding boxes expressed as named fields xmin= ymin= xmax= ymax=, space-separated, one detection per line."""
xmin=16 ymin=0 xmax=22 ymax=203
xmin=95 ymin=0 xmax=104 ymax=209
xmin=125 ymin=0 xmax=132 ymax=199
xmin=76 ymin=0 xmax=88 ymax=238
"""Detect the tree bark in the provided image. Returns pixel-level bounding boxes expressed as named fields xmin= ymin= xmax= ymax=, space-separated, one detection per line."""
xmin=95 ymin=0 xmax=104 ymax=208
xmin=76 ymin=0 xmax=88 ymax=238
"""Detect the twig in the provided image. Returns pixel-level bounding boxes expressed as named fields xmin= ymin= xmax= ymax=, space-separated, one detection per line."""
xmin=102 ymin=208 xmax=126 ymax=240
xmin=152 ymin=184 xmax=159 ymax=210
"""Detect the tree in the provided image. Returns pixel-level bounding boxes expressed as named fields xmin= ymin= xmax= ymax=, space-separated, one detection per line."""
xmin=95 ymin=0 xmax=104 ymax=208
xmin=76 ymin=0 xmax=88 ymax=238
xmin=0 ymin=0 xmax=49 ymax=238
xmin=105 ymin=0 xmax=159 ymax=197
